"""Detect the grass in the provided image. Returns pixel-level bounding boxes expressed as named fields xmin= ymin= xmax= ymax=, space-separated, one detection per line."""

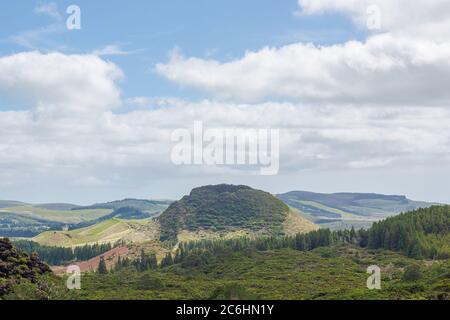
xmin=33 ymin=218 xmax=159 ymax=247
xmin=282 ymin=208 xmax=319 ymax=235
xmin=297 ymin=200 xmax=362 ymax=219
xmin=0 ymin=206 xmax=113 ymax=223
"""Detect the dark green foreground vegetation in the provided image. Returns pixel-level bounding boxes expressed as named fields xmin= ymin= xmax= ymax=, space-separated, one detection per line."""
xmin=80 ymin=206 xmax=449 ymax=300
xmin=80 ymin=245 xmax=449 ymax=300
xmin=13 ymin=241 xmax=114 ymax=265
xmin=1 ymin=206 xmax=449 ymax=300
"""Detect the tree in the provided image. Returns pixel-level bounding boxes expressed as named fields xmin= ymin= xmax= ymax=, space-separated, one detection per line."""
xmin=97 ymin=256 xmax=108 ymax=274
xmin=161 ymin=253 xmax=174 ymax=268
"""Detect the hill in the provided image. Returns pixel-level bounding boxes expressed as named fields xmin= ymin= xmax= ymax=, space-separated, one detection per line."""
xmin=277 ymin=191 xmax=437 ymax=230
xmin=0 ymin=198 xmax=170 ymax=238
xmin=158 ymin=185 xmax=318 ymax=241
xmin=73 ymin=199 xmax=171 ymax=215
xmin=33 ymin=218 xmax=160 ymax=247
xmin=35 ymin=203 xmax=81 ymax=211
xmin=0 ymin=205 xmax=113 ymax=238
xmin=0 ymin=200 xmax=28 ymax=209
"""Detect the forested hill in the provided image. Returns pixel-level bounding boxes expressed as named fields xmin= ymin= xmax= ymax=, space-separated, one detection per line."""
xmin=158 ymin=185 xmax=305 ymax=241
xmin=367 ymin=205 xmax=449 ymax=259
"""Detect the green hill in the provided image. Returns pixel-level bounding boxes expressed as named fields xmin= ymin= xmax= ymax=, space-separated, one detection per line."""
xmin=277 ymin=191 xmax=437 ymax=230
xmin=159 ymin=185 xmax=318 ymax=241
xmin=0 ymin=200 xmax=28 ymax=209
xmin=0 ymin=198 xmax=171 ymax=238
xmin=73 ymin=199 xmax=171 ymax=215
xmin=35 ymin=203 xmax=81 ymax=211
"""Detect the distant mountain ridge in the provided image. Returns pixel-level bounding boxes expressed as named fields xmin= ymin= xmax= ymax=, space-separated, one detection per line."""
xmin=277 ymin=191 xmax=439 ymax=230
xmin=73 ymin=198 xmax=172 ymax=213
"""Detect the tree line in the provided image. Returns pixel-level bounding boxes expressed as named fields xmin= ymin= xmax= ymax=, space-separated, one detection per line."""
xmin=106 ymin=206 xmax=449 ymax=274
xmin=13 ymin=240 xmax=117 ymax=265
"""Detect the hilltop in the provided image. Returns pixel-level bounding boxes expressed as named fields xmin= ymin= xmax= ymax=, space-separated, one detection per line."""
xmin=158 ymin=184 xmax=318 ymax=241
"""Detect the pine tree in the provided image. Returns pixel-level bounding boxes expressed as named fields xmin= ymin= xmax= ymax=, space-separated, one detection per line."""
xmin=98 ymin=256 xmax=108 ymax=274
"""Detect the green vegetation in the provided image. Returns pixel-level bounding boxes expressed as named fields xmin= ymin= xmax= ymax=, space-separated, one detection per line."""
xmin=0 ymin=205 xmax=113 ymax=238
xmin=73 ymin=199 xmax=171 ymax=215
xmin=0 ymin=238 xmax=70 ymax=300
xmin=1 ymin=205 xmax=112 ymax=223
xmin=13 ymin=240 xmax=114 ymax=265
xmin=97 ymin=257 xmax=108 ymax=274
xmin=366 ymin=206 xmax=449 ymax=259
xmin=159 ymin=185 xmax=291 ymax=241
xmin=76 ymin=205 xmax=449 ymax=300
xmin=33 ymin=218 xmax=159 ymax=247
xmin=2 ymin=197 xmax=448 ymax=300
xmin=77 ymin=245 xmax=450 ymax=300
xmin=0 ymin=198 xmax=169 ymax=238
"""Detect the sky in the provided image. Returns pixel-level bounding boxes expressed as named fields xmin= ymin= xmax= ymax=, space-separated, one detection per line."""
xmin=0 ymin=1 xmax=449 ymax=204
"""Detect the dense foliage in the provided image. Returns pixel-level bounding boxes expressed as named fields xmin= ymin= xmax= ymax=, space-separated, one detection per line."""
xmin=366 ymin=206 xmax=450 ymax=259
xmin=13 ymin=240 xmax=114 ymax=265
xmin=0 ymin=238 xmax=50 ymax=296
xmin=80 ymin=246 xmax=450 ymax=300
xmin=159 ymin=184 xmax=289 ymax=241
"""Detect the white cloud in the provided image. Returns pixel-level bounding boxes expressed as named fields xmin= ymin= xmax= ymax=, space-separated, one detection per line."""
xmin=297 ymin=0 xmax=450 ymax=40
xmin=0 ymin=51 xmax=123 ymax=115
xmin=92 ymin=45 xmax=131 ymax=57
xmin=155 ymin=35 xmax=450 ymax=105
xmin=35 ymin=2 xmax=61 ymax=20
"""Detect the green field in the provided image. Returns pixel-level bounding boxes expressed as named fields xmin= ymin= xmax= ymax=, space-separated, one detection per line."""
xmin=1 ymin=206 xmax=113 ymax=224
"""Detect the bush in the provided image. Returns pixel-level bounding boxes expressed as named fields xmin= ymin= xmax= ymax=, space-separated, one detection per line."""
xmin=402 ymin=264 xmax=423 ymax=282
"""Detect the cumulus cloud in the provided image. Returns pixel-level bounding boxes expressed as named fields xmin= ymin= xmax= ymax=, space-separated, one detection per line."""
xmin=297 ymin=0 xmax=450 ymax=40
xmin=155 ymin=1 xmax=450 ymax=106
xmin=0 ymin=51 xmax=123 ymax=116
xmin=155 ymin=35 xmax=450 ymax=105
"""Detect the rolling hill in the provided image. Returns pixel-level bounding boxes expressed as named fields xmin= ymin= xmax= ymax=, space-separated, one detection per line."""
xmin=0 ymin=198 xmax=171 ymax=238
xmin=159 ymin=185 xmax=318 ymax=241
xmin=31 ymin=185 xmax=318 ymax=247
xmin=33 ymin=218 xmax=160 ymax=247
xmin=277 ymin=191 xmax=437 ymax=230
xmin=73 ymin=199 xmax=172 ymax=215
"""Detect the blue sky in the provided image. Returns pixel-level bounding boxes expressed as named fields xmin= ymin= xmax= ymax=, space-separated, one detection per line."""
xmin=0 ymin=1 xmax=449 ymax=204
xmin=0 ymin=0 xmax=365 ymax=110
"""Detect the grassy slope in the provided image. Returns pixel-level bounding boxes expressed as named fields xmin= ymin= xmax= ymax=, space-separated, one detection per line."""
xmin=0 ymin=206 xmax=113 ymax=224
xmin=78 ymin=245 xmax=450 ymax=300
xmin=33 ymin=218 xmax=160 ymax=247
